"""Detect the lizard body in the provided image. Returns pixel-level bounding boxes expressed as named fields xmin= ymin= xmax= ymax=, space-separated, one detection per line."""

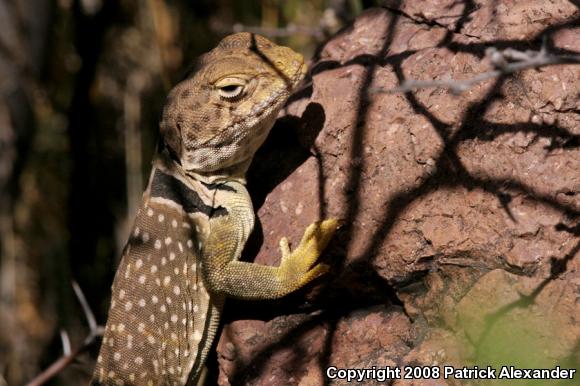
xmin=92 ymin=33 xmax=337 ymax=386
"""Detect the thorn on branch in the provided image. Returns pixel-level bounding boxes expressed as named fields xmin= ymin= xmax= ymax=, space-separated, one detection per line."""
xmin=59 ymin=330 xmax=71 ymax=356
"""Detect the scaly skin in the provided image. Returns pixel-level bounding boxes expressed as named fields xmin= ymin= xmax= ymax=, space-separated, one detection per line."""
xmin=92 ymin=33 xmax=337 ymax=386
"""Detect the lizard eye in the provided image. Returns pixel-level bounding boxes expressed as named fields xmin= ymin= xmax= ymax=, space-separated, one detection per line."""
xmin=215 ymin=77 xmax=246 ymax=101
xmin=218 ymin=85 xmax=244 ymax=100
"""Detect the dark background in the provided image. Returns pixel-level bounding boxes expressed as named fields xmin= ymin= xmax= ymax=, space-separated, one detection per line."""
xmin=0 ymin=1 xmax=380 ymax=384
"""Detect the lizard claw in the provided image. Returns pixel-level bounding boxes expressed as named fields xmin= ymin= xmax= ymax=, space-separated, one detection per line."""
xmin=277 ymin=219 xmax=338 ymax=292
xmin=279 ymin=237 xmax=291 ymax=260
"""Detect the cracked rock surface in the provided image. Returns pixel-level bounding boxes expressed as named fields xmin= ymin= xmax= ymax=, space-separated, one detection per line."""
xmin=216 ymin=4 xmax=579 ymax=385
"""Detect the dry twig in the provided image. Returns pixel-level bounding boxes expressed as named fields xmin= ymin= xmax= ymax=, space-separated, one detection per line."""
xmin=374 ymin=41 xmax=580 ymax=95
xmin=25 ymin=282 xmax=104 ymax=386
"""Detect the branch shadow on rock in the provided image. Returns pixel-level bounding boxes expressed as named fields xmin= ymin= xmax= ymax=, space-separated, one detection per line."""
xmin=221 ymin=5 xmax=579 ymax=385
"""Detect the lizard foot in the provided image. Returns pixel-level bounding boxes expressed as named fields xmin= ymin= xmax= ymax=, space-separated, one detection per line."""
xmin=277 ymin=219 xmax=338 ymax=292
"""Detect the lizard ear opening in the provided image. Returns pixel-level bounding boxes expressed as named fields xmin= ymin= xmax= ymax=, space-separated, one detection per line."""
xmin=160 ymin=119 xmax=183 ymax=163
xmin=164 ymin=140 xmax=182 ymax=165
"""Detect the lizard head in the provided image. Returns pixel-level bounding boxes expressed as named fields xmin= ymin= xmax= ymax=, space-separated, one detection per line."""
xmin=160 ymin=32 xmax=306 ymax=180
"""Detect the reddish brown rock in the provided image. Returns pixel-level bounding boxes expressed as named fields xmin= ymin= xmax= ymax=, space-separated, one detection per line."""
xmin=217 ymin=3 xmax=579 ymax=385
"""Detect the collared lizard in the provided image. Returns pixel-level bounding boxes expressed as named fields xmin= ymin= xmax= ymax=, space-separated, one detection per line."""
xmin=91 ymin=33 xmax=337 ymax=386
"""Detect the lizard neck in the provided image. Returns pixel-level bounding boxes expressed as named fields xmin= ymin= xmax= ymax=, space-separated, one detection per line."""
xmin=185 ymin=157 xmax=253 ymax=186
xmin=147 ymin=149 xmax=251 ymax=226
xmin=157 ymin=145 xmax=252 ymax=186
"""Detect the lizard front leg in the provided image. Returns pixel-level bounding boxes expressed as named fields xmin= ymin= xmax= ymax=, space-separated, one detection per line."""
xmin=201 ymin=188 xmax=337 ymax=300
